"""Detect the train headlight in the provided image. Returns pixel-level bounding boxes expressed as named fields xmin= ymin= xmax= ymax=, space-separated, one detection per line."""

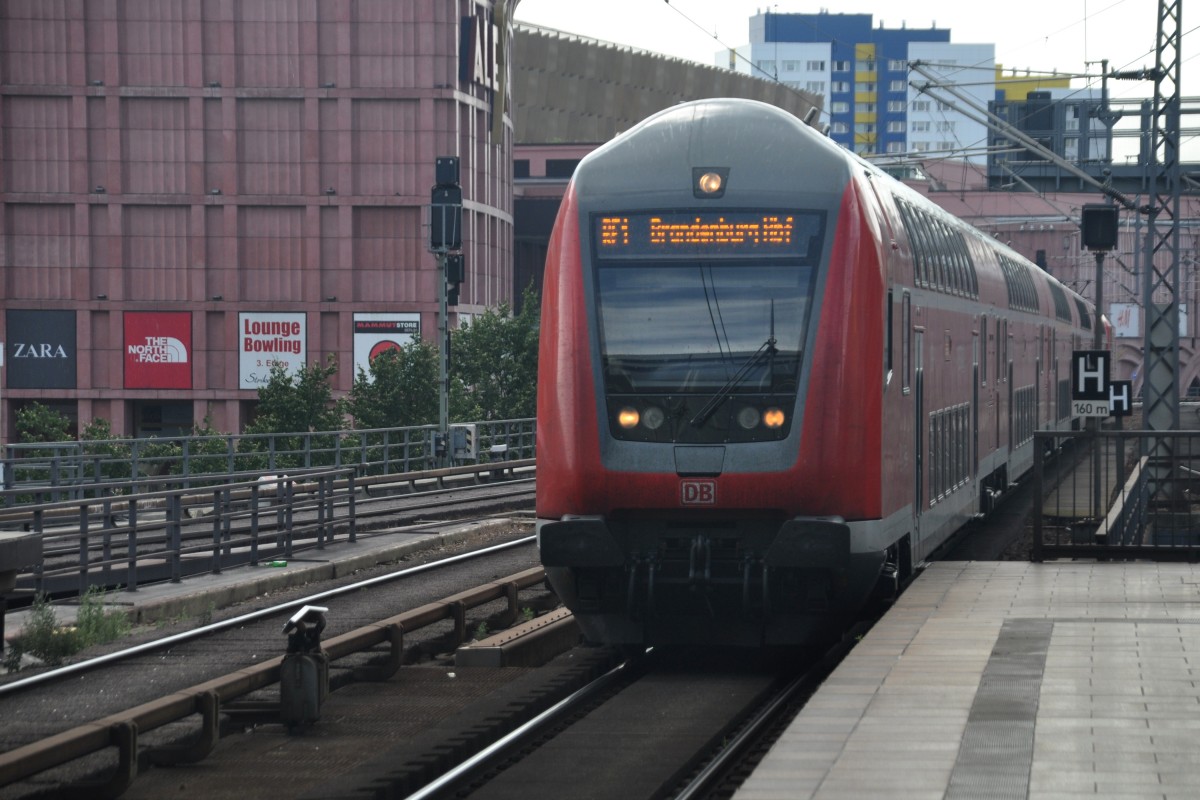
xmin=617 ymin=407 xmax=640 ymax=429
xmin=642 ymin=406 xmax=666 ymax=430
xmin=763 ymin=407 xmax=786 ymax=429
xmin=736 ymin=406 xmax=761 ymax=430
xmin=693 ymin=167 xmax=729 ymax=198
xmin=697 ymin=172 xmax=723 ymax=194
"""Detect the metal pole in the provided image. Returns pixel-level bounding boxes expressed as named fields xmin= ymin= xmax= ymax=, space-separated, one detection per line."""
xmin=1092 ymin=250 xmax=1105 ymax=519
xmin=438 ymin=251 xmax=450 ymax=467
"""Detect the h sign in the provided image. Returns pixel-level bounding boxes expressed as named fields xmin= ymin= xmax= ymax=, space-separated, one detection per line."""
xmin=1071 ymin=350 xmax=1110 ymax=401
xmin=1109 ymin=380 xmax=1133 ymax=417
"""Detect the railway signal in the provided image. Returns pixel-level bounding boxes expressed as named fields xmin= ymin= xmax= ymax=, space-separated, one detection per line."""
xmin=429 ymin=156 xmax=463 ymax=466
xmin=430 ymin=157 xmax=462 ymax=251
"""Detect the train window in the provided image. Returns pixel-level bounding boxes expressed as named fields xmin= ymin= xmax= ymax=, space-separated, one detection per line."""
xmin=894 ymin=198 xmax=978 ymax=300
xmin=927 ymin=216 xmax=946 ymax=291
xmin=999 ymin=255 xmax=1039 ymax=313
xmin=594 ymin=261 xmax=814 ymax=398
xmin=1000 ymin=319 xmax=1008 ymax=382
xmin=914 ymin=211 xmax=933 ymax=288
xmin=935 ymin=219 xmax=960 ymax=295
xmin=1049 ymin=282 xmax=1071 ymax=321
xmin=926 ymin=215 xmax=944 ymax=290
xmin=959 ymin=238 xmax=973 ymax=295
xmin=980 ymin=315 xmax=988 ymax=386
xmin=896 ymin=200 xmax=924 ymax=286
xmin=955 ymin=233 xmax=978 ymax=297
xmin=1074 ymin=298 xmax=1092 ymax=329
xmin=886 ymin=289 xmax=894 ymax=381
xmin=952 ymin=227 xmax=968 ymax=296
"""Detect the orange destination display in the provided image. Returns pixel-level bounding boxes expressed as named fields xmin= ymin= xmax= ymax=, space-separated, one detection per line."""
xmin=595 ymin=211 xmax=820 ymax=258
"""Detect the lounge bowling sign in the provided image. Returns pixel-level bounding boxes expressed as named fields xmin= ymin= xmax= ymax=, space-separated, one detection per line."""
xmin=239 ymin=312 xmax=306 ymax=389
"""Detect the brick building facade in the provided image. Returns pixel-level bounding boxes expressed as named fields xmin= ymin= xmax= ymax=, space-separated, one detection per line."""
xmin=1 ymin=0 xmax=513 ymax=439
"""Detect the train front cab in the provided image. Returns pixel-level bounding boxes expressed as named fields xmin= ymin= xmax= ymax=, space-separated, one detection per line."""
xmin=536 ymin=105 xmax=900 ymax=648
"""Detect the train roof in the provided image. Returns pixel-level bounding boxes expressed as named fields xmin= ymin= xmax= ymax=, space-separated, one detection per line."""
xmin=574 ymin=97 xmax=1093 ymax=315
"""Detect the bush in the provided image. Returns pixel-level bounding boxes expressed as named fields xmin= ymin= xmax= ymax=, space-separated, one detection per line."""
xmin=3 ymin=588 xmax=131 ymax=672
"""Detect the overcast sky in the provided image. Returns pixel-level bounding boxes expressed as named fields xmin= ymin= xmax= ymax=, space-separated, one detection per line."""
xmin=513 ymin=0 xmax=1196 ymax=162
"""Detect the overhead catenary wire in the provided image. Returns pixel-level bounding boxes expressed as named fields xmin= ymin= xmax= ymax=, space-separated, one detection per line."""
xmin=908 ymin=61 xmax=1139 ymax=211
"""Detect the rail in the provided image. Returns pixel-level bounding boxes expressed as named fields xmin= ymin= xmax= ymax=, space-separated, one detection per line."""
xmin=1033 ymin=428 xmax=1200 ymax=561
xmin=0 ymin=567 xmax=547 ymax=797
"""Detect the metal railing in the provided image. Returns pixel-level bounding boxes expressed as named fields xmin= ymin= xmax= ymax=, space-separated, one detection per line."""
xmin=0 ymin=468 xmax=358 ymax=598
xmin=1033 ymin=428 xmax=1200 ymax=561
xmin=0 ymin=454 xmax=537 ymax=606
xmin=0 ymin=418 xmax=536 ymax=505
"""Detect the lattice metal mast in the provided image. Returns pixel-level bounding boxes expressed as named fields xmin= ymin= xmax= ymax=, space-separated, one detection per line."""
xmin=1121 ymin=0 xmax=1182 ymax=433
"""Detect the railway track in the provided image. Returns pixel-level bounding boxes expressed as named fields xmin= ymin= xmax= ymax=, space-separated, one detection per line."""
xmin=2 ymin=526 xmax=880 ymax=800
xmin=388 ymin=627 xmax=866 ymax=800
xmin=4 ymin=468 xmax=956 ymax=800
xmin=0 ymin=531 xmax=550 ymax=799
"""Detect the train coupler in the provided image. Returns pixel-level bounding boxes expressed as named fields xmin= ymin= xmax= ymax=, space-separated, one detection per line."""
xmin=625 ymin=555 xmax=660 ymax=619
xmin=688 ymin=534 xmax=713 ymax=583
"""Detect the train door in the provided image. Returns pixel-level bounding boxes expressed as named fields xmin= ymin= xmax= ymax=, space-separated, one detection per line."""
xmin=993 ymin=321 xmax=1003 ymax=455
xmin=1037 ymin=325 xmax=1045 ymax=429
xmin=913 ymin=325 xmax=925 ymax=548
xmin=972 ymin=317 xmax=980 ymax=471
xmin=1008 ymin=359 xmax=1015 ymax=454
xmin=1051 ymin=328 xmax=1060 ymax=424
xmin=1036 ymin=326 xmax=1046 ymax=429
xmin=997 ymin=318 xmax=1007 ymax=453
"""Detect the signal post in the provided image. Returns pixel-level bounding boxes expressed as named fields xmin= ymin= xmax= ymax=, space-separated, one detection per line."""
xmin=429 ymin=157 xmax=465 ymax=466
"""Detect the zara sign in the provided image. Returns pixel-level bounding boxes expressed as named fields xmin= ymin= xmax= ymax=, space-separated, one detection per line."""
xmin=5 ymin=309 xmax=77 ymax=389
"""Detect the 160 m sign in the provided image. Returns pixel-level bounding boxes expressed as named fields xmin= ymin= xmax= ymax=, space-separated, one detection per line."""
xmin=1073 ymin=400 xmax=1109 ymax=418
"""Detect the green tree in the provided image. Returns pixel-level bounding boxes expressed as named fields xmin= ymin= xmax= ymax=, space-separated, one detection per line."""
xmin=449 ymin=286 xmax=540 ymax=421
xmin=245 ymin=358 xmax=345 ymax=435
xmin=240 ymin=359 xmax=345 ymax=470
xmin=346 ymin=339 xmax=440 ymax=429
xmin=80 ymin=416 xmax=133 ymax=481
xmin=14 ymin=402 xmax=72 ymax=444
xmin=186 ymin=413 xmax=237 ymax=476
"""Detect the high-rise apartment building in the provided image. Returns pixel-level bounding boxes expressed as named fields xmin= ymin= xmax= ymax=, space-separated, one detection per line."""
xmin=724 ymin=11 xmax=995 ymax=162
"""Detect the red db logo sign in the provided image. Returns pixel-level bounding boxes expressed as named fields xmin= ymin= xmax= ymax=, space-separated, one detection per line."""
xmin=680 ymin=479 xmax=717 ymax=505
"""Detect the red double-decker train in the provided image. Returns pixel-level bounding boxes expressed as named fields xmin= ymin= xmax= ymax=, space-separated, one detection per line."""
xmin=536 ymin=98 xmax=1101 ymax=647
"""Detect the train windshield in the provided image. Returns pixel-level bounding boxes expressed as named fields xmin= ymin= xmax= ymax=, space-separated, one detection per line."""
xmin=596 ymin=262 xmax=814 ymax=395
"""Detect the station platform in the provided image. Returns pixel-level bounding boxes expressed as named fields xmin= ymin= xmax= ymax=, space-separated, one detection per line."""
xmin=736 ymin=559 xmax=1200 ymax=800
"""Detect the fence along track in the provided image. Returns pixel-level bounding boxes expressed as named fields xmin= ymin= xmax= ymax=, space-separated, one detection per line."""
xmin=1 ymin=418 xmax=537 ymax=505
xmin=1033 ymin=428 xmax=1200 ymax=561
xmin=0 ymin=458 xmax=535 ymax=603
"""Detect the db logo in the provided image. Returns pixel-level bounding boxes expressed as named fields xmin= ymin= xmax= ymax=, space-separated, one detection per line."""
xmin=680 ymin=479 xmax=717 ymax=505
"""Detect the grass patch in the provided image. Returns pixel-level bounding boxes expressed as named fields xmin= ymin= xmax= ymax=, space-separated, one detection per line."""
xmin=3 ymin=587 xmax=131 ymax=673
